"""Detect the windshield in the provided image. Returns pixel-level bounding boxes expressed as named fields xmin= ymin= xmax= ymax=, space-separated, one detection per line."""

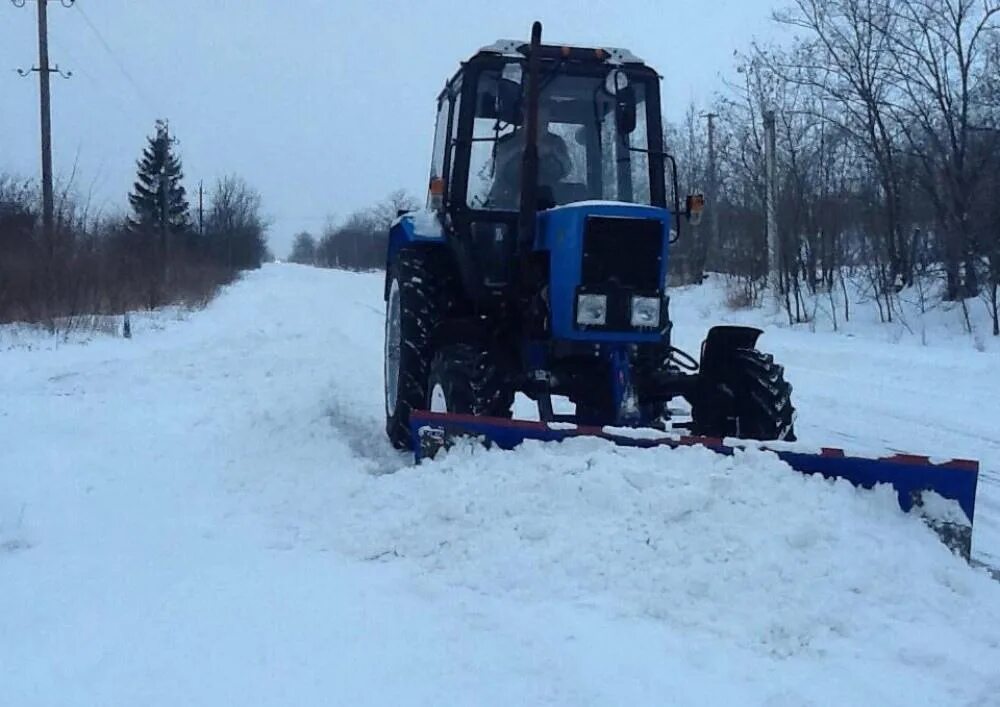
xmin=467 ymin=65 xmax=651 ymax=210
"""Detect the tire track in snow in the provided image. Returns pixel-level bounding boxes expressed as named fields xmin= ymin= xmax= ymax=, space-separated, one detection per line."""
xmin=324 ymin=399 xmax=408 ymax=476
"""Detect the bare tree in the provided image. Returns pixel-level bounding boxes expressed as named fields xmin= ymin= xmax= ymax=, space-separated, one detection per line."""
xmin=773 ymin=0 xmax=915 ymax=296
xmin=883 ymin=0 xmax=1000 ymax=298
xmin=664 ymin=103 xmax=709 ymax=283
xmin=288 ymin=231 xmax=317 ymax=265
xmin=204 ymin=175 xmax=270 ymax=271
xmin=316 ymin=190 xmax=419 ymax=271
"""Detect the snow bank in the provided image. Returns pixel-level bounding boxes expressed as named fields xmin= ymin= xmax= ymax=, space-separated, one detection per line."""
xmin=0 ymin=306 xmax=200 ymax=351
xmin=336 ymin=438 xmax=1000 ymax=662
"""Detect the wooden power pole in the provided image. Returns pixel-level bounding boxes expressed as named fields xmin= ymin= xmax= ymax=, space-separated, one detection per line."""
xmin=702 ymin=112 xmax=719 ymax=261
xmin=36 ymin=0 xmax=54 ymax=237
xmin=763 ymin=110 xmax=780 ymax=289
xmin=13 ymin=0 xmax=74 ymax=240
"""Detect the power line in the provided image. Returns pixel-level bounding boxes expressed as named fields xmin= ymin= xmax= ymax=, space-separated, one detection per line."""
xmin=73 ymin=0 xmax=159 ymax=114
xmin=48 ymin=31 xmax=136 ymax=118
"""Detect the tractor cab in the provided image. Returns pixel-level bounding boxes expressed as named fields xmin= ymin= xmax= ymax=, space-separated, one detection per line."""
xmin=417 ymin=32 xmax=701 ymax=316
xmin=429 ymin=38 xmax=671 ymax=233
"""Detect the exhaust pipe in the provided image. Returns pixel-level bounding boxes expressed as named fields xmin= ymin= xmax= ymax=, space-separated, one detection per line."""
xmin=517 ymin=20 xmax=543 ymax=252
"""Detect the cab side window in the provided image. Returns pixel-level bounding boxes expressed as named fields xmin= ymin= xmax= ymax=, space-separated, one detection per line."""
xmin=427 ymin=97 xmax=449 ymax=208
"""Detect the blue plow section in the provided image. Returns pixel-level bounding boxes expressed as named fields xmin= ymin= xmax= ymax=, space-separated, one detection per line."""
xmin=409 ymin=410 xmax=980 ymax=559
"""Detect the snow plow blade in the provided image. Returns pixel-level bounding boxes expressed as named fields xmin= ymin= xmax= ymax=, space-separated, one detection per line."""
xmin=410 ymin=411 xmax=980 ymax=560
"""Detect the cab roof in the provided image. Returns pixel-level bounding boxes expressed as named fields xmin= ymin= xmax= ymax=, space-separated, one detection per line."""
xmin=475 ymin=39 xmax=645 ymax=66
xmin=437 ymin=38 xmax=654 ymax=100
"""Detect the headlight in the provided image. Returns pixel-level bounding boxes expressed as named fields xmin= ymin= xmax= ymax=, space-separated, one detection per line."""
xmin=576 ymin=294 xmax=608 ymax=326
xmin=630 ymin=296 xmax=660 ymax=327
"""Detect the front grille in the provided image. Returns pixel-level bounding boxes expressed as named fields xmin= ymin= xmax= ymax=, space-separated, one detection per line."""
xmin=581 ymin=216 xmax=662 ymax=291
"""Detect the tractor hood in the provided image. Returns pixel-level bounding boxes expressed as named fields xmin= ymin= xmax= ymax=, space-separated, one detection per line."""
xmin=535 ymin=201 xmax=673 ymax=343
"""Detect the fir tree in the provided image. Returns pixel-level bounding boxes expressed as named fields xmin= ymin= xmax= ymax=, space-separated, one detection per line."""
xmin=128 ymin=120 xmax=190 ymax=235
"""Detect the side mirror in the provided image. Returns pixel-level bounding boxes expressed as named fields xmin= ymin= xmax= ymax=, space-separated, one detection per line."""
xmin=497 ymin=78 xmax=523 ymax=125
xmin=606 ymin=69 xmax=637 ymax=135
xmin=686 ymin=194 xmax=705 ymax=226
xmin=614 ymin=85 xmax=637 ymax=135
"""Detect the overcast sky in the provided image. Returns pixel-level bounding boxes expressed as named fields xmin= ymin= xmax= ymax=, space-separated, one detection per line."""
xmin=1 ymin=0 xmax=779 ymax=256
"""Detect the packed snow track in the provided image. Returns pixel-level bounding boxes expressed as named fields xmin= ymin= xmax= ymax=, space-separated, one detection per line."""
xmin=3 ymin=264 xmax=1000 ymax=706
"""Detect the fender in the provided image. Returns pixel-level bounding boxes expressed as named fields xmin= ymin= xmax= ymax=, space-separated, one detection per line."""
xmin=699 ymin=325 xmax=763 ymax=378
xmin=384 ymin=210 xmax=447 ymax=299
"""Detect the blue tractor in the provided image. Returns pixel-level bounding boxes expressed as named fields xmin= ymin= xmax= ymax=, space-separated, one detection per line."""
xmin=383 ymin=22 xmax=797 ymax=450
xmin=379 ymin=23 xmax=982 ymax=561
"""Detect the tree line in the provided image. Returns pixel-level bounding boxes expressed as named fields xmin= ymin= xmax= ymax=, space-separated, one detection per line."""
xmin=0 ymin=119 xmax=270 ymax=328
xmin=288 ymin=190 xmax=418 ymax=271
xmin=667 ymin=0 xmax=999 ymax=335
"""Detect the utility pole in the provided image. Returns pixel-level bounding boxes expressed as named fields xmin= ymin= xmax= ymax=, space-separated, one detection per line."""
xmin=763 ymin=110 xmax=780 ymax=290
xmin=198 ymin=181 xmax=204 ymax=239
xmin=35 ymin=0 xmax=54 ymax=236
xmin=13 ymin=0 xmax=74 ymax=240
xmin=702 ymin=111 xmax=719 ymax=265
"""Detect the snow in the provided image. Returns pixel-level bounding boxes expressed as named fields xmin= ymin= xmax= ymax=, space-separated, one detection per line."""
xmin=665 ymin=273 xmax=1000 ymax=567
xmin=601 ymin=424 xmax=676 ymax=440
xmin=0 ymin=307 xmax=190 ymax=351
xmin=391 ymin=209 xmax=443 ymax=238
xmin=548 ymin=199 xmax=662 ymax=211
xmin=3 ymin=263 xmax=1000 ymax=706
xmin=917 ymin=491 xmax=973 ymax=527
xmin=477 ymin=41 xmax=644 ymax=65
xmin=546 ymin=421 xmax=578 ymax=430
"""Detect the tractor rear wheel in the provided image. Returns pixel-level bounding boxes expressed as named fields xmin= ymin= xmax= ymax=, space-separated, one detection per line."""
xmin=426 ymin=344 xmax=513 ymax=418
xmin=692 ymin=348 xmax=796 ymax=441
xmin=384 ymin=247 xmax=451 ymax=450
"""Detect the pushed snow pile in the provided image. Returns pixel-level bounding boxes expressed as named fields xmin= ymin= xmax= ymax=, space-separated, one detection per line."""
xmin=342 ymin=438 xmax=1000 ymax=662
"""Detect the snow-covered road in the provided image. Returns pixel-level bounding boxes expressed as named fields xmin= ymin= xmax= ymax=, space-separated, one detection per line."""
xmin=3 ymin=264 xmax=1000 ymax=706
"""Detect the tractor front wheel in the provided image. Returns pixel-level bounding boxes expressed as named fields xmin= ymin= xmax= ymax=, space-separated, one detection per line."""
xmin=692 ymin=348 xmax=796 ymax=441
xmin=385 ymin=247 xmax=450 ymax=450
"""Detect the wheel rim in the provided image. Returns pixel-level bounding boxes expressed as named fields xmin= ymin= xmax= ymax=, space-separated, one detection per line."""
xmin=384 ymin=279 xmax=402 ymax=414
xmin=429 ymin=383 xmax=448 ymax=413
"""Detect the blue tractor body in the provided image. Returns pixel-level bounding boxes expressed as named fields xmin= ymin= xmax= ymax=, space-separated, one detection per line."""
xmin=390 ymin=198 xmax=677 ymax=427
